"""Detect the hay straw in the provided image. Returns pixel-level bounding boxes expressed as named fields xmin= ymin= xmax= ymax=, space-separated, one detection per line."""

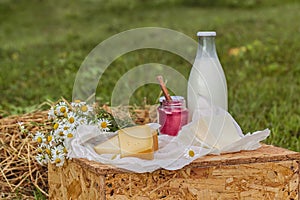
xmin=0 ymin=111 xmax=49 ymax=199
xmin=0 ymin=105 xmax=158 ymax=199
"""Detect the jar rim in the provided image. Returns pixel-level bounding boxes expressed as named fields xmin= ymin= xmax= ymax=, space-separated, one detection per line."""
xmin=159 ymin=96 xmax=185 ymax=103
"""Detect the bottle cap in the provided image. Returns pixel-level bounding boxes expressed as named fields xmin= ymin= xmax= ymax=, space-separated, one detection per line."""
xmin=197 ymin=31 xmax=216 ymax=37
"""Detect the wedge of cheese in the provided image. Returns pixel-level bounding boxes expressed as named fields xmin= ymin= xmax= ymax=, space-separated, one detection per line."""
xmin=93 ymin=135 xmax=120 ymax=154
xmin=118 ymin=125 xmax=156 ymax=160
xmin=93 ymin=125 xmax=159 ymax=160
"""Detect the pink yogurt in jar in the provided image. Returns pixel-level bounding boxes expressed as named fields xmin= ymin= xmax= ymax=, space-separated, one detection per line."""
xmin=158 ymin=96 xmax=189 ymax=136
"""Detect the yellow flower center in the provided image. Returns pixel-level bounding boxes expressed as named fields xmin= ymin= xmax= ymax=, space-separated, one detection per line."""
xmin=59 ymin=131 xmax=64 ymax=136
xmin=55 ymin=158 xmax=61 ymax=164
xmin=45 ymin=148 xmax=51 ymax=155
xmin=101 ymin=121 xmax=107 ymax=129
xmin=69 ymin=117 xmax=75 ymax=124
xmin=47 ymin=135 xmax=53 ymax=142
xmin=74 ymin=99 xmax=81 ymax=103
xmin=37 ymin=148 xmax=43 ymax=153
xmin=53 ymin=123 xmax=59 ymax=130
xmin=81 ymin=105 xmax=88 ymax=112
xmin=63 ymin=147 xmax=68 ymax=154
xmin=67 ymin=133 xmax=73 ymax=138
xmin=37 ymin=137 xmax=42 ymax=143
xmin=60 ymin=107 xmax=66 ymax=113
xmin=188 ymin=150 xmax=195 ymax=157
xmin=63 ymin=112 xmax=68 ymax=118
xmin=63 ymin=126 xmax=69 ymax=130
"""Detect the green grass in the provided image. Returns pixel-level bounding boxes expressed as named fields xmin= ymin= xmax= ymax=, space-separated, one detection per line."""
xmin=33 ymin=188 xmax=47 ymax=200
xmin=0 ymin=0 xmax=299 ymax=154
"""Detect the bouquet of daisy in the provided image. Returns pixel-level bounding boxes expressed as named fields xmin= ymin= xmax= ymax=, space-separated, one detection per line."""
xmin=32 ymin=100 xmax=116 ymax=167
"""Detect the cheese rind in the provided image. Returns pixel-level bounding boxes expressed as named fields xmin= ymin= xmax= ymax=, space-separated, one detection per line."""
xmin=152 ymin=131 xmax=158 ymax=151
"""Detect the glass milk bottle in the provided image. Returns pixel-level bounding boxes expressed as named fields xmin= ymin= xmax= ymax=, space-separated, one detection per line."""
xmin=187 ymin=31 xmax=228 ymax=120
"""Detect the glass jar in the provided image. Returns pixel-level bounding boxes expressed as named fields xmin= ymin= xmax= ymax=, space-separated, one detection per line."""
xmin=157 ymin=96 xmax=189 ymax=136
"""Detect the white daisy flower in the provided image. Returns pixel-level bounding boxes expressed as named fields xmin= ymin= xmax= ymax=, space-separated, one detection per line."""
xmin=37 ymin=141 xmax=47 ymax=148
xmin=17 ymin=121 xmax=24 ymax=128
xmin=65 ymin=131 xmax=75 ymax=139
xmin=184 ymin=148 xmax=197 ymax=159
xmin=36 ymin=146 xmax=44 ymax=154
xmin=48 ymin=107 xmax=56 ymax=120
xmin=63 ymin=140 xmax=71 ymax=150
xmin=62 ymin=130 xmax=76 ymax=147
xmin=71 ymin=100 xmax=84 ymax=109
xmin=44 ymin=144 xmax=53 ymax=157
xmin=77 ymin=116 xmax=88 ymax=125
xmin=55 ymin=118 xmax=74 ymax=133
xmin=51 ymin=145 xmax=65 ymax=156
xmin=63 ymin=146 xmax=68 ymax=154
xmin=51 ymin=153 xmax=65 ymax=167
xmin=97 ymin=118 xmax=111 ymax=132
xmin=46 ymin=132 xmax=55 ymax=144
xmin=36 ymin=154 xmax=49 ymax=166
xmin=67 ymin=111 xmax=78 ymax=127
xmin=53 ymin=121 xmax=60 ymax=130
xmin=77 ymin=102 xmax=93 ymax=115
xmin=57 ymin=118 xmax=69 ymax=130
xmin=34 ymin=131 xmax=46 ymax=144
xmin=17 ymin=121 xmax=26 ymax=133
xmin=53 ymin=128 xmax=66 ymax=142
xmin=55 ymin=101 xmax=68 ymax=117
xmin=63 ymin=130 xmax=76 ymax=150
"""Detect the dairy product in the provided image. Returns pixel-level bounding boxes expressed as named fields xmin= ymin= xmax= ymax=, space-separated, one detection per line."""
xmin=94 ymin=135 xmax=120 ymax=154
xmin=119 ymin=125 xmax=154 ymax=160
xmin=94 ymin=125 xmax=158 ymax=160
xmin=188 ymin=58 xmax=227 ymax=119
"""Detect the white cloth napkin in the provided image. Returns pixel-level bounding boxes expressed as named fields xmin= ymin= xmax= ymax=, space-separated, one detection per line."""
xmin=68 ymin=98 xmax=270 ymax=173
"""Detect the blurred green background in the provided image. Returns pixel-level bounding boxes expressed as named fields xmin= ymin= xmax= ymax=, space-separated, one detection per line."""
xmin=0 ymin=0 xmax=299 ymax=151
